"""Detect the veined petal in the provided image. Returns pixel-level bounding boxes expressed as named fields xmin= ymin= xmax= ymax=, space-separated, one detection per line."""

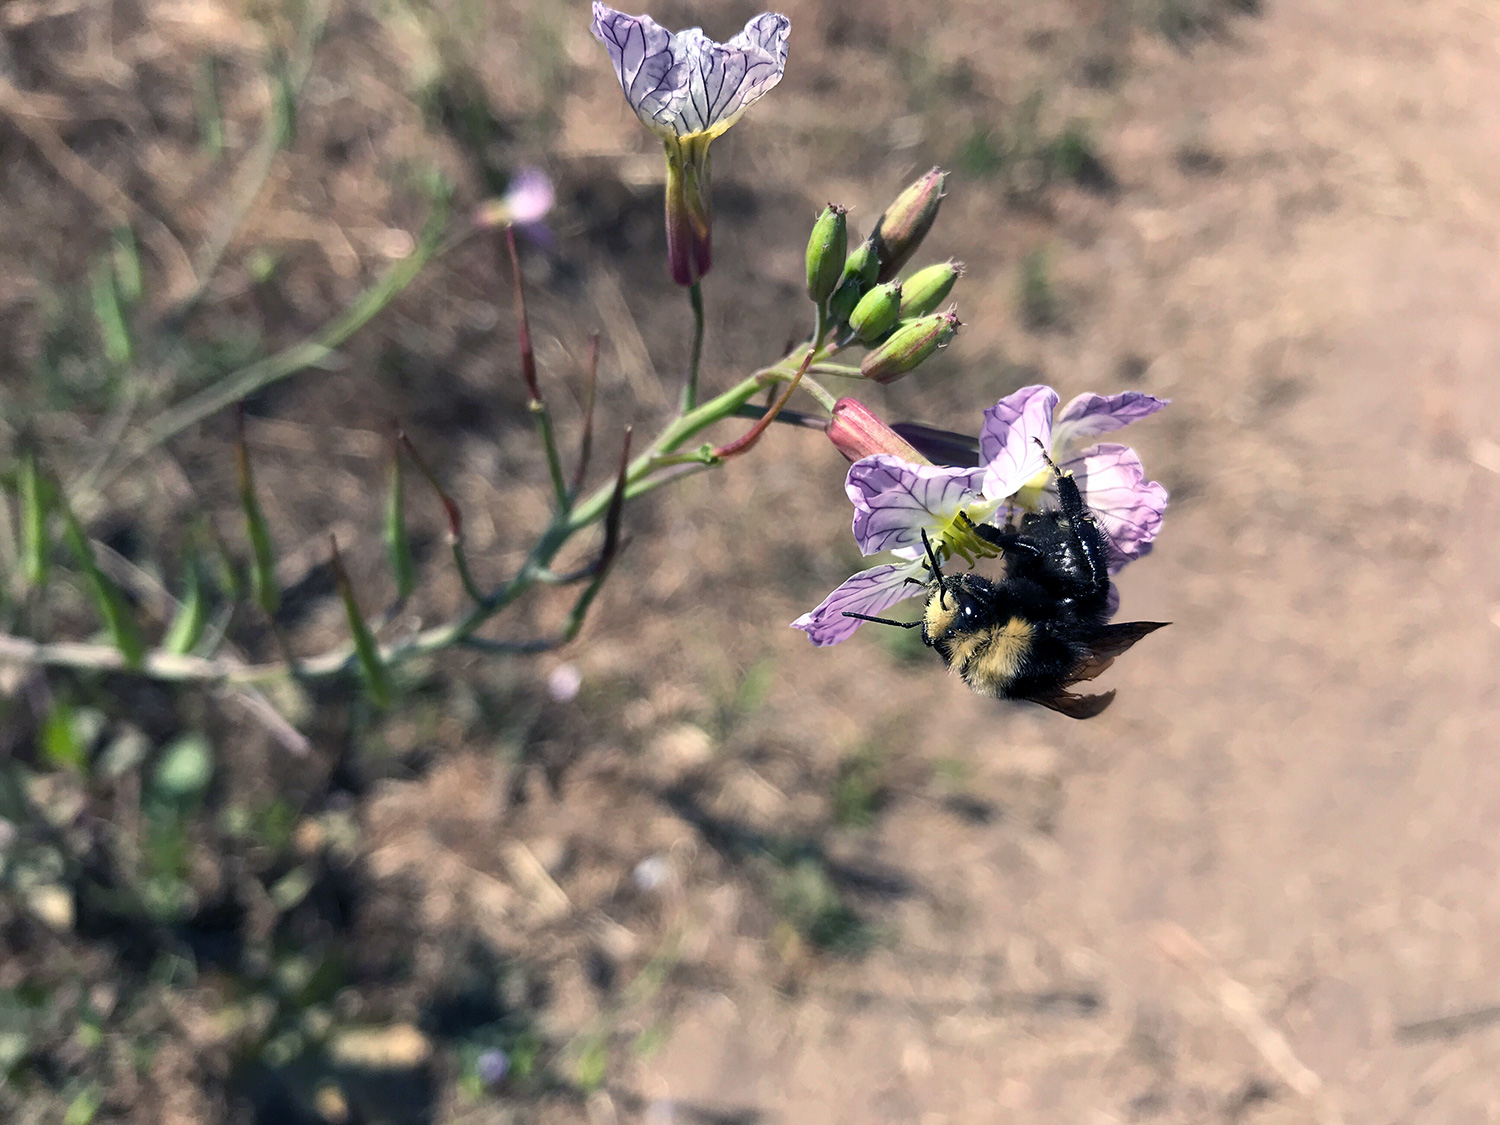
xmin=1059 ymin=443 xmax=1168 ymax=572
xmin=979 ymin=385 xmax=1057 ymax=500
xmin=591 ymin=5 xmax=789 ymax=140
xmin=791 ymin=561 xmax=925 ymax=646
xmin=591 ymin=5 xmax=688 ymax=137
xmin=1052 ymin=392 xmax=1169 ymax=454
xmin=692 ymin=13 xmax=790 ymax=137
xmin=846 ymin=455 xmax=986 ymax=556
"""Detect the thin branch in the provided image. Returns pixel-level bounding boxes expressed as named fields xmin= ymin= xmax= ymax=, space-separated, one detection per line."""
xmin=571 ymin=333 xmax=600 ymax=498
xmin=504 ymin=226 xmax=569 ymax=511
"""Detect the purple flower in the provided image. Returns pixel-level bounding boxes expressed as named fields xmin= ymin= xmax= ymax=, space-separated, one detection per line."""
xmin=995 ymin=386 xmax=1169 ymax=570
xmin=792 ymin=385 xmax=1168 ymax=646
xmin=476 ymin=1049 xmax=510 ymax=1087
xmin=473 ymin=167 xmax=556 ymax=249
xmin=590 ymin=5 xmax=789 ymax=285
xmin=792 ymin=403 xmax=1052 ymax=646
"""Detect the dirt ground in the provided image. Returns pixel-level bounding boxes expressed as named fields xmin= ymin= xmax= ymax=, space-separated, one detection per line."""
xmin=5 ymin=0 xmax=1500 ymax=1122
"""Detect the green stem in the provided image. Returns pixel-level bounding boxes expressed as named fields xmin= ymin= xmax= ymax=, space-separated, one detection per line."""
xmin=683 ymin=281 xmax=705 ymax=411
xmin=531 ymin=400 xmax=570 ymax=514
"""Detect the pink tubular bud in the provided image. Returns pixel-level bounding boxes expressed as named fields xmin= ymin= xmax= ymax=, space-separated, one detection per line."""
xmin=825 ymin=397 xmax=931 ymax=464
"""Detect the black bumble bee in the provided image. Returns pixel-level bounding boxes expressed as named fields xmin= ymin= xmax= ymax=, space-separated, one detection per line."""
xmin=846 ymin=445 xmax=1167 ymax=718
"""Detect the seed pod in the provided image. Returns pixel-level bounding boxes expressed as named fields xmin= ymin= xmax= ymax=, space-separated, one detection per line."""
xmin=859 ymin=309 xmax=961 ymax=384
xmin=847 ymin=281 xmax=903 ymax=344
xmin=805 ymin=204 xmax=848 ymax=307
xmin=827 ymin=239 xmax=880 ymax=326
xmin=871 ymin=168 xmax=947 ymax=282
xmin=824 ymin=397 xmax=930 ymax=464
xmin=898 ymin=261 xmax=963 ymax=319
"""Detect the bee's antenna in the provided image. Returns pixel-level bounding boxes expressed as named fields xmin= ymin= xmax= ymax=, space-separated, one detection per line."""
xmin=920 ymin=529 xmax=949 ymax=609
xmin=842 ymin=612 xmax=921 ymax=629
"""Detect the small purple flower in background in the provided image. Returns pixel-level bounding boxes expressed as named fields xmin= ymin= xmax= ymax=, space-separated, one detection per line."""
xmin=476 ymin=1048 xmax=510 ymax=1088
xmin=591 ymin=4 xmax=789 ymax=285
xmin=792 ymin=385 xmax=1168 ymax=646
xmin=473 ymin=167 xmax=556 ymax=249
xmin=546 ymin=662 xmax=582 ymax=703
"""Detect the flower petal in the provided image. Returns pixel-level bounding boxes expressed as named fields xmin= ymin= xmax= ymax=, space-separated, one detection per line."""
xmin=791 ymin=561 xmax=925 ymax=646
xmin=1052 ymin=392 xmax=1169 ymax=454
xmin=592 ymin=5 xmax=789 ymax=140
xmin=701 ymin=13 xmax=790 ymax=136
xmin=1060 ymin=443 xmax=1168 ymax=572
xmin=845 ymin=455 xmax=986 ymax=556
xmin=591 ymin=5 xmax=689 ymax=136
xmin=504 ymin=167 xmax=555 ymax=225
xmin=979 ymin=385 xmax=1057 ymax=499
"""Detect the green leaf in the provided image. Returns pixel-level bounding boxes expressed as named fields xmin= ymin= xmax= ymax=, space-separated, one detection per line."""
xmin=235 ymin=429 xmax=279 ymax=618
xmin=153 ymin=733 xmax=213 ymax=801
xmin=163 ymin=545 xmax=208 ymax=656
xmin=194 ymin=56 xmax=225 ymax=159
xmin=18 ymin=452 xmax=49 ymax=592
xmin=91 ymin=260 xmax=132 ymax=366
xmin=41 ymin=698 xmax=86 ymax=773
xmin=384 ymin=450 xmax=416 ymax=602
xmin=111 ymin=225 xmax=143 ymax=306
xmin=59 ymin=502 xmax=144 ymax=667
xmin=64 ymin=1083 xmax=102 ymax=1125
xmin=330 ymin=540 xmax=390 ymax=708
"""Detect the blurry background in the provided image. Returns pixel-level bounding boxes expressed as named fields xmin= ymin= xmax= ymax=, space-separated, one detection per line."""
xmin=3 ymin=0 xmax=1500 ymax=1121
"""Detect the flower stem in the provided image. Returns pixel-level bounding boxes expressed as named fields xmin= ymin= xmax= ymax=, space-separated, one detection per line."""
xmin=683 ymin=280 xmax=705 ymax=411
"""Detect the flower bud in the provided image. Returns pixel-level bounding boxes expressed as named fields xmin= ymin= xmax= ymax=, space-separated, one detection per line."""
xmin=805 ymin=204 xmax=848 ymax=306
xmin=847 ymin=281 xmax=902 ymax=344
xmin=859 ymin=309 xmax=961 ymax=383
xmin=871 ymin=168 xmax=947 ymax=282
xmin=825 ymin=397 xmax=930 ymax=464
xmin=827 ymin=239 xmax=879 ymax=326
xmin=897 ymin=261 xmax=963 ymax=319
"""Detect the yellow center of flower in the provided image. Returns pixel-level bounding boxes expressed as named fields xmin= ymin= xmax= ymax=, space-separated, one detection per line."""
xmin=937 ymin=501 xmax=1005 ymax=566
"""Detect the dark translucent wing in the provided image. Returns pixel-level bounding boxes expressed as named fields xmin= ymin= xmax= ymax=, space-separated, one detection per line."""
xmin=1029 ymin=688 xmax=1117 ymax=719
xmin=1072 ymin=620 xmax=1170 ymax=682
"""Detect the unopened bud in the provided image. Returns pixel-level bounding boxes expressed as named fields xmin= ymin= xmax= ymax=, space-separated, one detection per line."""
xmin=859 ymin=309 xmax=961 ymax=383
xmin=825 ymin=397 xmax=930 ymax=464
xmin=827 ymin=239 xmax=879 ymax=325
xmin=805 ymin=204 xmax=848 ymax=306
xmin=898 ymin=261 xmax=963 ymax=319
xmin=871 ymin=168 xmax=947 ymax=282
xmin=847 ymin=281 xmax=902 ymax=343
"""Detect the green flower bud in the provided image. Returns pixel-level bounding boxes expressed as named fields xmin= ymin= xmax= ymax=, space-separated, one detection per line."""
xmin=848 ymin=281 xmax=903 ymax=344
xmin=827 ymin=239 xmax=880 ymax=326
xmin=805 ymin=204 xmax=848 ymax=306
xmin=859 ymin=309 xmax=961 ymax=384
xmin=897 ymin=261 xmax=963 ymax=319
xmin=871 ymin=168 xmax=947 ymax=282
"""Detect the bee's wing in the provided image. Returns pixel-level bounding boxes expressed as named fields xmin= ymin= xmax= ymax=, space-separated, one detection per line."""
xmin=1072 ymin=620 xmax=1170 ymax=682
xmin=1029 ymin=688 xmax=1117 ymax=719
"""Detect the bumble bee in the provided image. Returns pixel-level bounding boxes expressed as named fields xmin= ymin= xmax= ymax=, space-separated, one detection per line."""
xmin=846 ymin=446 xmax=1167 ymax=718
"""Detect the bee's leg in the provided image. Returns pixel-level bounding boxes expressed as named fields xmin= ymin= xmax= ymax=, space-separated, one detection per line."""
xmin=1031 ymin=438 xmax=1110 ymax=594
xmin=969 ymin=518 xmax=1045 ymax=565
xmin=920 ymin=529 xmax=951 ymax=608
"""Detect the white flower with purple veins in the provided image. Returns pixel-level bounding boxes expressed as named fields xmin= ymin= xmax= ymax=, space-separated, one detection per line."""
xmin=792 ymin=384 xmax=1168 ymax=646
xmin=995 ymin=385 xmax=1169 ymax=570
xmin=590 ymin=4 xmax=790 ymax=285
xmin=792 ymin=390 xmax=1056 ymax=647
